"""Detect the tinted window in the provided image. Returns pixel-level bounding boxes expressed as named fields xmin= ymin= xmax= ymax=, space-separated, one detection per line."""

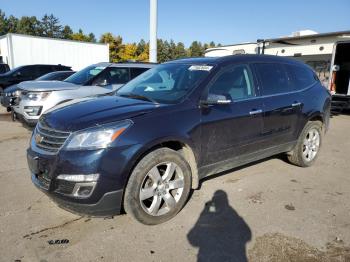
xmin=37 ymin=65 xmax=53 ymax=76
xmin=91 ymin=67 xmax=130 ymax=86
xmin=18 ymin=66 xmax=36 ymax=77
xmin=130 ymin=67 xmax=149 ymax=79
xmin=209 ymin=64 xmax=255 ymax=100
xmin=255 ymin=63 xmax=291 ymax=95
xmin=286 ymin=64 xmax=316 ymax=90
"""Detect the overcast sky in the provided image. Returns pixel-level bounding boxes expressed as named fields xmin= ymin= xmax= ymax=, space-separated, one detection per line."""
xmin=1 ymin=0 xmax=350 ymax=46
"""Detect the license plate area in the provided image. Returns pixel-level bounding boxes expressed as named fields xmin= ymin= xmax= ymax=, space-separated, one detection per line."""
xmin=27 ymin=154 xmax=51 ymax=190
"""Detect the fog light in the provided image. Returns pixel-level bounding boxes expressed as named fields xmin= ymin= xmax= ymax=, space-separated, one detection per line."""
xmin=57 ymin=174 xmax=99 ymax=182
xmin=24 ymin=106 xmax=42 ymax=116
xmin=76 ymin=186 xmax=94 ymax=197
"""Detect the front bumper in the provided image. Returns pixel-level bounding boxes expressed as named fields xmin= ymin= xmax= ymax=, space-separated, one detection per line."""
xmin=13 ymin=111 xmax=38 ymax=126
xmin=27 ymin=139 xmax=141 ymax=216
xmin=32 ymin=174 xmax=123 ymax=216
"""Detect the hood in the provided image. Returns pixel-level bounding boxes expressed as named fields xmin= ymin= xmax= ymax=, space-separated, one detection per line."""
xmin=41 ymin=95 xmax=162 ymax=131
xmin=4 ymin=84 xmax=19 ymax=93
xmin=18 ymin=80 xmax=79 ymax=92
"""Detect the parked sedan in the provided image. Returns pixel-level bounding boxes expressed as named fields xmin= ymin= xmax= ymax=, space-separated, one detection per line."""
xmin=1 ymin=71 xmax=75 ymax=111
xmin=13 ymin=62 xmax=155 ymax=125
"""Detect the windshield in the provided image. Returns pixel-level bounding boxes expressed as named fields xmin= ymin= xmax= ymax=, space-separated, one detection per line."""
xmin=64 ymin=65 xmax=106 ymax=85
xmin=36 ymin=72 xmax=59 ymax=80
xmin=116 ymin=63 xmax=212 ymax=104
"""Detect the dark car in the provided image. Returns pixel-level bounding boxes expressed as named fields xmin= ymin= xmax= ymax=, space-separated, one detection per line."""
xmin=27 ymin=55 xmax=331 ymax=225
xmin=0 ymin=64 xmax=71 ymax=94
xmin=1 ymin=71 xmax=75 ymax=111
xmin=0 ymin=63 xmax=10 ymax=74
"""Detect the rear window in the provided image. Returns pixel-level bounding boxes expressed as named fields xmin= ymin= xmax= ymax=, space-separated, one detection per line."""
xmin=285 ymin=64 xmax=317 ymax=90
xmin=255 ymin=63 xmax=291 ymax=95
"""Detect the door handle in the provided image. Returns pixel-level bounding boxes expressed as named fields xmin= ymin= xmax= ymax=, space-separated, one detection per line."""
xmin=291 ymin=102 xmax=301 ymax=107
xmin=249 ymin=109 xmax=263 ymax=115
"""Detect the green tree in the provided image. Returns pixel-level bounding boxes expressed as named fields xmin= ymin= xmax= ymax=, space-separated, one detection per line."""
xmin=100 ymin=33 xmax=124 ymax=62
xmin=39 ymin=14 xmax=62 ymax=37
xmin=16 ymin=16 xmax=40 ymax=36
xmin=136 ymin=39 xmax=146 ymax=57
xmin=61 ymin=25 xmax=73 ymax=39
xmin=6 ymin=15 xmax=18 ymax=33
xmin=0 ymin=9 xmax=7 ymax=35
xmin=174 ymin=42 xmax=187 ymax=59
xmin=71 ymin=29 xmax=95 ymax=42
xmin=188 ymin=41 xmax=204 ymax=57
xmin=88 ymin=32 xmax=96 ymax=42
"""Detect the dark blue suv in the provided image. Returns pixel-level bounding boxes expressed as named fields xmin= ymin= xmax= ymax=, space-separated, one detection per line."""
xmin=27 ymin=55 xmax=331 ymax=224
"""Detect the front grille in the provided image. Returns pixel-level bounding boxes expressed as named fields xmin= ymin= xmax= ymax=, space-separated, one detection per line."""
xmin=35 ymin=123 xmax=71 ymax=153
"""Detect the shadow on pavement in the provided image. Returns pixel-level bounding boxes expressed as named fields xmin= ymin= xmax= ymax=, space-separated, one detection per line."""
xmin=187 ymin=190 xmax=251 ymax=262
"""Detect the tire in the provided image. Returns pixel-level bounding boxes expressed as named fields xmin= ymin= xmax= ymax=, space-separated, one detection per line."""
xmin=124 ymin=148 xmax=192 ymax=225
xmin=287 ymin=121 xmax=323 ymax=167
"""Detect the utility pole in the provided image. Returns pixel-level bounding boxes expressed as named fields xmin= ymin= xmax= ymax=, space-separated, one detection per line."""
xmin=149 ymin=0 xmax=157 ymax=63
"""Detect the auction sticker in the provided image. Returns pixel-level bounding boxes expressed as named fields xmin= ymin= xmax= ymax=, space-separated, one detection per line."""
xmin=188 ymin=65 xmax=213 ymax=71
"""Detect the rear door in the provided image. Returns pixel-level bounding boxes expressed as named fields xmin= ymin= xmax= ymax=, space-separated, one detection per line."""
xmin=200 ymin=64 xmax=264 ymax=166
xmin=254 ymin=62 xmax=301 ymax=148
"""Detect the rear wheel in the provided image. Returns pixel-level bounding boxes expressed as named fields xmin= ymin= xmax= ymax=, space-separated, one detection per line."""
xmin=124 ymin=148 xmax=192 ymax=225
xmin=287 ymin=121 xmax=323 ymax=167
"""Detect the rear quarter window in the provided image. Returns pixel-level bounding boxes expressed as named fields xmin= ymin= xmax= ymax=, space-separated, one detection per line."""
xmin=255 ymin=63 xmax=291 ymax=96
xmin=285 ymin=64 xmax=317 ymax=90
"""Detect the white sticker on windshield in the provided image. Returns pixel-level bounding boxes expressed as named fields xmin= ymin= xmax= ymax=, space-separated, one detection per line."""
xmin=95 ymin=66 xmax=106 ymax=70
xmin=188 ymin=65 xmax=213 ymax=71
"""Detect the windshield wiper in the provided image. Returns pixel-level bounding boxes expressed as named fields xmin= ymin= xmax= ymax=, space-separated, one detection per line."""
xmin=119 ymin=93 xmax=158 ymax=104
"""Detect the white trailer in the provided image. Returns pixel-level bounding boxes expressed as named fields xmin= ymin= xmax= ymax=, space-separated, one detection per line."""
xmin=0 ymin=33 xmax=109 ymax=71
xmin=205 ymin=30 xmax=350 ymax=110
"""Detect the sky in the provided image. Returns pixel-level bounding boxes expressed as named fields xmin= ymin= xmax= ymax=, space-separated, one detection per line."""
xmin=1 ymin=0 xmax=350 ymax=46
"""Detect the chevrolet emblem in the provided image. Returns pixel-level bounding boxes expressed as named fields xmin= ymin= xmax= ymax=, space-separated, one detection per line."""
xmin=35 ymin=133 xmax=44 ymax=144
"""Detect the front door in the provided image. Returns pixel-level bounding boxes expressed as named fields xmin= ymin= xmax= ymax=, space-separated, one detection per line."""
xmin=200 ymin=64 xmax=264 ymax=168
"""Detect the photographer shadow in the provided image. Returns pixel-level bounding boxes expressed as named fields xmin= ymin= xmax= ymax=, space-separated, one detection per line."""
xmin=187 ymin=190 xmax=251 ymax=262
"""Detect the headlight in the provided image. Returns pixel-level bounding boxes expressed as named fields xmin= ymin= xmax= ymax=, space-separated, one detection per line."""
xmin=65 ymin=120 xmax=132 ymax=150
xmin=13 ymin=90 xmax=21 ymax=97
xmin=27 ymin=92 xmax=51 ymax=101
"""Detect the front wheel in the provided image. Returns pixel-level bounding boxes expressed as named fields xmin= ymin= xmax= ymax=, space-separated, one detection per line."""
xmin=287 ymin=121 xmax=323 ymax=167
xmin=124 ymin=148 xmax=192 ymax=225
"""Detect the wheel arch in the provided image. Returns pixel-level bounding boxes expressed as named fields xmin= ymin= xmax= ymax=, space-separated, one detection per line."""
xmin=127 ymin=138 xmax=200 ymax=190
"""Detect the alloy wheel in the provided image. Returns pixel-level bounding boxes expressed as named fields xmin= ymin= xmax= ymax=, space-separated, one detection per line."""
xmin=139 ymin=162 xmax=185 ymax=216
xmin=302 ymin=128 xmax=320 ymax=162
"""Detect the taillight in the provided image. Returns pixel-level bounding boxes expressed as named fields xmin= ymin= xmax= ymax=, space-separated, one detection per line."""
xmin=330 ymin=71 xmax=336 ymax=93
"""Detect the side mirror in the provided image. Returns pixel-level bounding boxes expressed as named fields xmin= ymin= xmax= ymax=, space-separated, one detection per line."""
xmin=201 ymin=94 xmax=232 ymax=105
xmin=97 ymin=79 xmax=108 ymax=87
xmin=14 ymin=72 xmax=22 ymax=77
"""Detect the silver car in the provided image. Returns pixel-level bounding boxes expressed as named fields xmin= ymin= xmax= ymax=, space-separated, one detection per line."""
xmin=13 ymin=62 xmax=155 ymax=125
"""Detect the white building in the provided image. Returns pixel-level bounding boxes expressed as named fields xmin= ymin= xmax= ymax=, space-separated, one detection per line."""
xmin=0 ymin=33 xmax=109 ymax=70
